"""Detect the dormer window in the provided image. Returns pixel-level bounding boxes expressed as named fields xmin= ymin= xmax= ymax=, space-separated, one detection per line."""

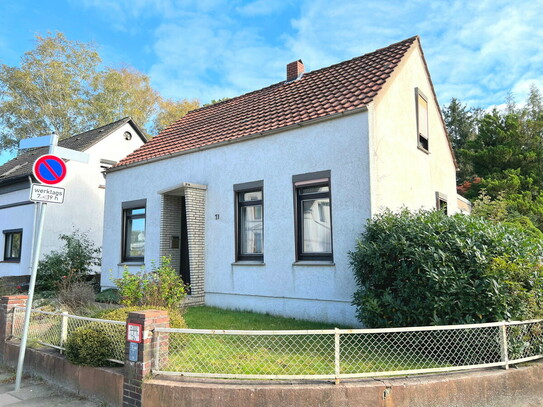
xmin=416 ymin=88 xmax=429 ymax=152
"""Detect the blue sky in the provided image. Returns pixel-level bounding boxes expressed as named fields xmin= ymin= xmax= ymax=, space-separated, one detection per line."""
xmin=1 ymin=0 xmax=542 ymax=165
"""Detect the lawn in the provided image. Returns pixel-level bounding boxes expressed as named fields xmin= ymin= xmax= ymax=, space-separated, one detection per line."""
xmin=160 ymin=306 xmax=448 ymax=377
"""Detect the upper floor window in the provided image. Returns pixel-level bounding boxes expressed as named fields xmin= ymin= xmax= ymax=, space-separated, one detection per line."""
xmin=293 ymin=171 xmax=333 ymax=262
xmin=122 ymin=200 xmax=146 ymax=262
xmin=3 ymin=229 xmax=22 ymax=262
xmin=234 ymin=181 xmax=263 ymax=261
xmin=416 ymin=88 xmax=429 ymax=152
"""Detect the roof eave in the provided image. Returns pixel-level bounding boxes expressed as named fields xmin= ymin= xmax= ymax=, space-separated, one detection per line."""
xmin=109 ymin=106 xmax=369 ymax=173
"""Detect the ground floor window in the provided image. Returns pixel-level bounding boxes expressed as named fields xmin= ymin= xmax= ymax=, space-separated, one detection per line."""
xmin=3 ymin=229 xmax=22 ymax=262
xmin=234 ymin=181 xmax=263 ymax=261
xmin=293 ymin=171 xmax=333 ymax=261
xmin=122 ymin=200 xmax=146 ymax=262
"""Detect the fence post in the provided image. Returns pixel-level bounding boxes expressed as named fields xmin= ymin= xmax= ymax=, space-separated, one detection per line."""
xmin=123 ymin=310 xmax=169 ymax=407
xmin=499 ymin=322 xmax=509 ymax=370
xmin=0 ymin=296 xmax=28 ymax=363
xmin=334 ymin=328 xmax=340 ymax=385
xmin=60 ymin=311 xmax=68 ymax=354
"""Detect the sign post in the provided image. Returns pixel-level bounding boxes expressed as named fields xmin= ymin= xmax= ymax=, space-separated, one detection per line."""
xmin=14 ymin=135 xmax=88 ymax=391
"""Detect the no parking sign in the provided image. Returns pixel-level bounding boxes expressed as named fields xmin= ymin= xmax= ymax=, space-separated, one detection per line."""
xmin=32 ymin=154 xmax=67 ymax=185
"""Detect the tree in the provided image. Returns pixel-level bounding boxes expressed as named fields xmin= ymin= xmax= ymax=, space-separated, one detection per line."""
xmin=88 ymin=66 xmax=160 ymax=132
xmin=151 ymin=97 xmax=200 ymax=135
xmin=0 ymin=32 xmax=193 ymax=150
xmin=0 ymin=33 xmax=100 ymax=149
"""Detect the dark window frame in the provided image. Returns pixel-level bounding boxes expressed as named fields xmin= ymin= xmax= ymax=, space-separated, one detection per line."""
xmin=436 ymin=191 xmax=448 ymax=215
xmin=293 ymin=171 xmax=333 ymax=262
xmin=3 ymin=229 xmax=22 ymax=262
xmin=234 ymin=181 xmax=264 ymax=262
xmin=416 ymin=87 xmax=429 ymax=152
xmin=121 ymin=199 xmax=146 ymax=262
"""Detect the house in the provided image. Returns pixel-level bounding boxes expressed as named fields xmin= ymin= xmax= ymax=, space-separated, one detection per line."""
xmin=0 ymin=118 xmax=146 ymax=284
xmin=101 ymin=37 xmax=459 ymax=326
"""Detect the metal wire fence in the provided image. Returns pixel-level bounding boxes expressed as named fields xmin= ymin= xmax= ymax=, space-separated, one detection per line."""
xmin=153 ymin=319 xmax=543 ymax=380
xmin=11 ymin=306 xmax=126 ymax=364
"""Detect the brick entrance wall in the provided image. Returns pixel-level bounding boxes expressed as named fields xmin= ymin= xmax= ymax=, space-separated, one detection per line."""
xmin=160 ymin=183 xmax=206 ymax=306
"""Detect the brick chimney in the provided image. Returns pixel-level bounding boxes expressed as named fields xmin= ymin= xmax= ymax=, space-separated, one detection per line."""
xmin=286 ymin=60 xmax=304 ymax=82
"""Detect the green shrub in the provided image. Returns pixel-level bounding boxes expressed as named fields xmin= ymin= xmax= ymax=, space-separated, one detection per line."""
xmin=65 ymin=324 xmax=118 ymax=367
xmin=114 ymin=257 xmax=187 ymax=309
xmin=350 ymin=209 xmax=543 ymax=328
xmin=36 ymin=231 xmax=101 ymax=292
xmin=95 ymin=288 xmax=121 ymax=304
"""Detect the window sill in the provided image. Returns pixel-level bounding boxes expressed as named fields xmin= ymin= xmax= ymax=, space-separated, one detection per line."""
xmin=293 ymin=261 xmax=335 ymax=267
xmin=0 ymin=260 xmax=21 ymax=264
xmin=417 ymin=145 xmax=430 ymax=154
xmin=118 ymin=262 xmax=145 ymax=267
xmin=232 ymin=261 xmax=266 ymax=266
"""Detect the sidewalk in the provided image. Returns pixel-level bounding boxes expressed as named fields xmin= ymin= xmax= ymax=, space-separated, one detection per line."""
xmin=0 ymin=365 xmax=103 ymax=406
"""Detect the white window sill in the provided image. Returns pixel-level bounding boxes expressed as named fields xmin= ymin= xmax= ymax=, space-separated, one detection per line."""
xmin=231 ymin=261 xmax=266 ymax=266
xmin=292 ymin=261 xmax=335 ymax=267
xmin=118 ymin=262 xmax=145 ymax=267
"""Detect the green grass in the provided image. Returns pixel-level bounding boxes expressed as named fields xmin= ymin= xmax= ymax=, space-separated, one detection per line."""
xmin=163 ymin=306 xmax=448 ymax=376
xmin=183 ymin=306 xmax=347 ymax=330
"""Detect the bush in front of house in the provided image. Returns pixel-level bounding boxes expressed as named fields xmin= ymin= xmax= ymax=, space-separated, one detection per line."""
xmin=114 ymin=257 xmax=188 ymax=309
xmin=350 ymin=209 xmax=543 ymax=328
xmin=36 ymin=230 xmax=101 ymax=293
xmin=65 ymin=324 xmax=118 ymax=367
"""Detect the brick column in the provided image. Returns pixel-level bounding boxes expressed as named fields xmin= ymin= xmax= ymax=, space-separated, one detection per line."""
xmin=0 ymin=295 xmax=28 ymax=361
xmin=123 ymin=310 xmax=169 ymax=407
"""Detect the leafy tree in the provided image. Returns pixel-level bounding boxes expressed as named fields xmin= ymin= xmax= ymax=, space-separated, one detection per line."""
xmin=0 ymin=32 xmax=198 ymax=150
xmin=88 ymin=66 xmax=160 ymax=132
xmin=151 ymin=97 xmax=200 ymax=135
xmin=203 ymin=97 xmax=230 ymax=107
xmin=0 ymin=33 xmax=100 ymax=149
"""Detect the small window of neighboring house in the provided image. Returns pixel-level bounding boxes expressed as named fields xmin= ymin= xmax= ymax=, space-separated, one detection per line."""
xmin=122 ymin=200 xmax=146 ymax=262
xmin=293 ymin=171 xmax=333 ymax=262
xmin=234 ymin=181 xmax=264 ymax=262
xmin=416 ymin=88 xmax=429 ymax=152
xmin=3 ymin=229 xmax=22 ymax=262
xmin=436 ymin=192 xmax=448 ymax=215
xmin=99 ymin=159 xmax=117 ymax=189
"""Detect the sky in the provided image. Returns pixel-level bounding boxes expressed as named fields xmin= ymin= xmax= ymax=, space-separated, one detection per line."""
xmin=0 ymin=0 xmax=542 ymax=164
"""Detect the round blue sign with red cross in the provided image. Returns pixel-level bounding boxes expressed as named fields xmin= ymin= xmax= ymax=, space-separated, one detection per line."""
xmin=33 ymin=155 xmax=67 ymax=185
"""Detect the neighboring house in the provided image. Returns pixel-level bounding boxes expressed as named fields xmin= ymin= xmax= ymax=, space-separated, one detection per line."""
xmin=101 ymin=37 xmax=460 ymax=326
xmin=0 ymin=118 xmax=146 ymax=281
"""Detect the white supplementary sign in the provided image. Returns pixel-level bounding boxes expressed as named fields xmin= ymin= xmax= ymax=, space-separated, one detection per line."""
xmin=127 ymin=323 xmax=142 ymax=343
xmin=29 ymin=184 xmax=65 ymax=204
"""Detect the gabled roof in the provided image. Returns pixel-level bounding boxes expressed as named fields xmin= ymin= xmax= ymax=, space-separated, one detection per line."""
xmin=0 ymin=117 xmax=145 ymax=186
xmin=116 ymin=36 xmax=419 ymax=168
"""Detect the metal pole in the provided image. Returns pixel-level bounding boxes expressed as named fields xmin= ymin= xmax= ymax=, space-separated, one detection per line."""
xmin=15 ymin=202 xmax=47 ymax=390
xmin=334 ymin=328 xmax=340 ymax=385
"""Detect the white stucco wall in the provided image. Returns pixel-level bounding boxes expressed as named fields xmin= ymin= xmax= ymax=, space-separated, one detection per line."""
xmin=369 ymin=43 xmax=458 ymax=214
xmin=101 ymin=113 xmax=371 ymax=326
xmin=0 ymin=122 xmax=144 ymax=277
xmin=0 ymin=188 xmax=34 ymax=277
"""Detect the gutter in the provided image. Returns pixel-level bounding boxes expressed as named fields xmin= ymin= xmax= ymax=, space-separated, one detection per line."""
xmin=108 ymin=106 xmax=369 ymax=173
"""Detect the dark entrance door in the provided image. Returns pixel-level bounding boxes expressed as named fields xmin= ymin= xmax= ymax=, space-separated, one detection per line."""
xmin=180 ymin=197 xmax=191 ymax=288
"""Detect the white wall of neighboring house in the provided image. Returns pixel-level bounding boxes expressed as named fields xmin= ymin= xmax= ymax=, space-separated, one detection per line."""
xmin=369 ymin=44 xmax=459 ymax=215
xmin=41 ymin=123 xmax=145 ymax=264
xmin=101 ymin=113 xmax=371 ymax=326
xmin=0 ymin=188 xmax=34 ymax=277
xmin=0 ymin=122 xmax=144 ymax=277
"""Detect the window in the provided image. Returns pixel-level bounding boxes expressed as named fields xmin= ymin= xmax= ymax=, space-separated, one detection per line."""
xmin=293 ymin=171 xmax=333 ymax=261
xmin=416 ymin=88 xmax=429 ymax=152
xmin=234 ymin=181 xmax=263 ymax=261
xmin=122 ymin=200 xmax=146 ymax=262
xmin=3 ymin=229 xmax=22 ymax=262
xmin=436 ymin=192 xmax=448 ymax=215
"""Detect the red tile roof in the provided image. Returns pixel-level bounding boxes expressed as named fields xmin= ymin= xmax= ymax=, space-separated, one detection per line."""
xmin=117 ymin=36 xmax=418 ymax=167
